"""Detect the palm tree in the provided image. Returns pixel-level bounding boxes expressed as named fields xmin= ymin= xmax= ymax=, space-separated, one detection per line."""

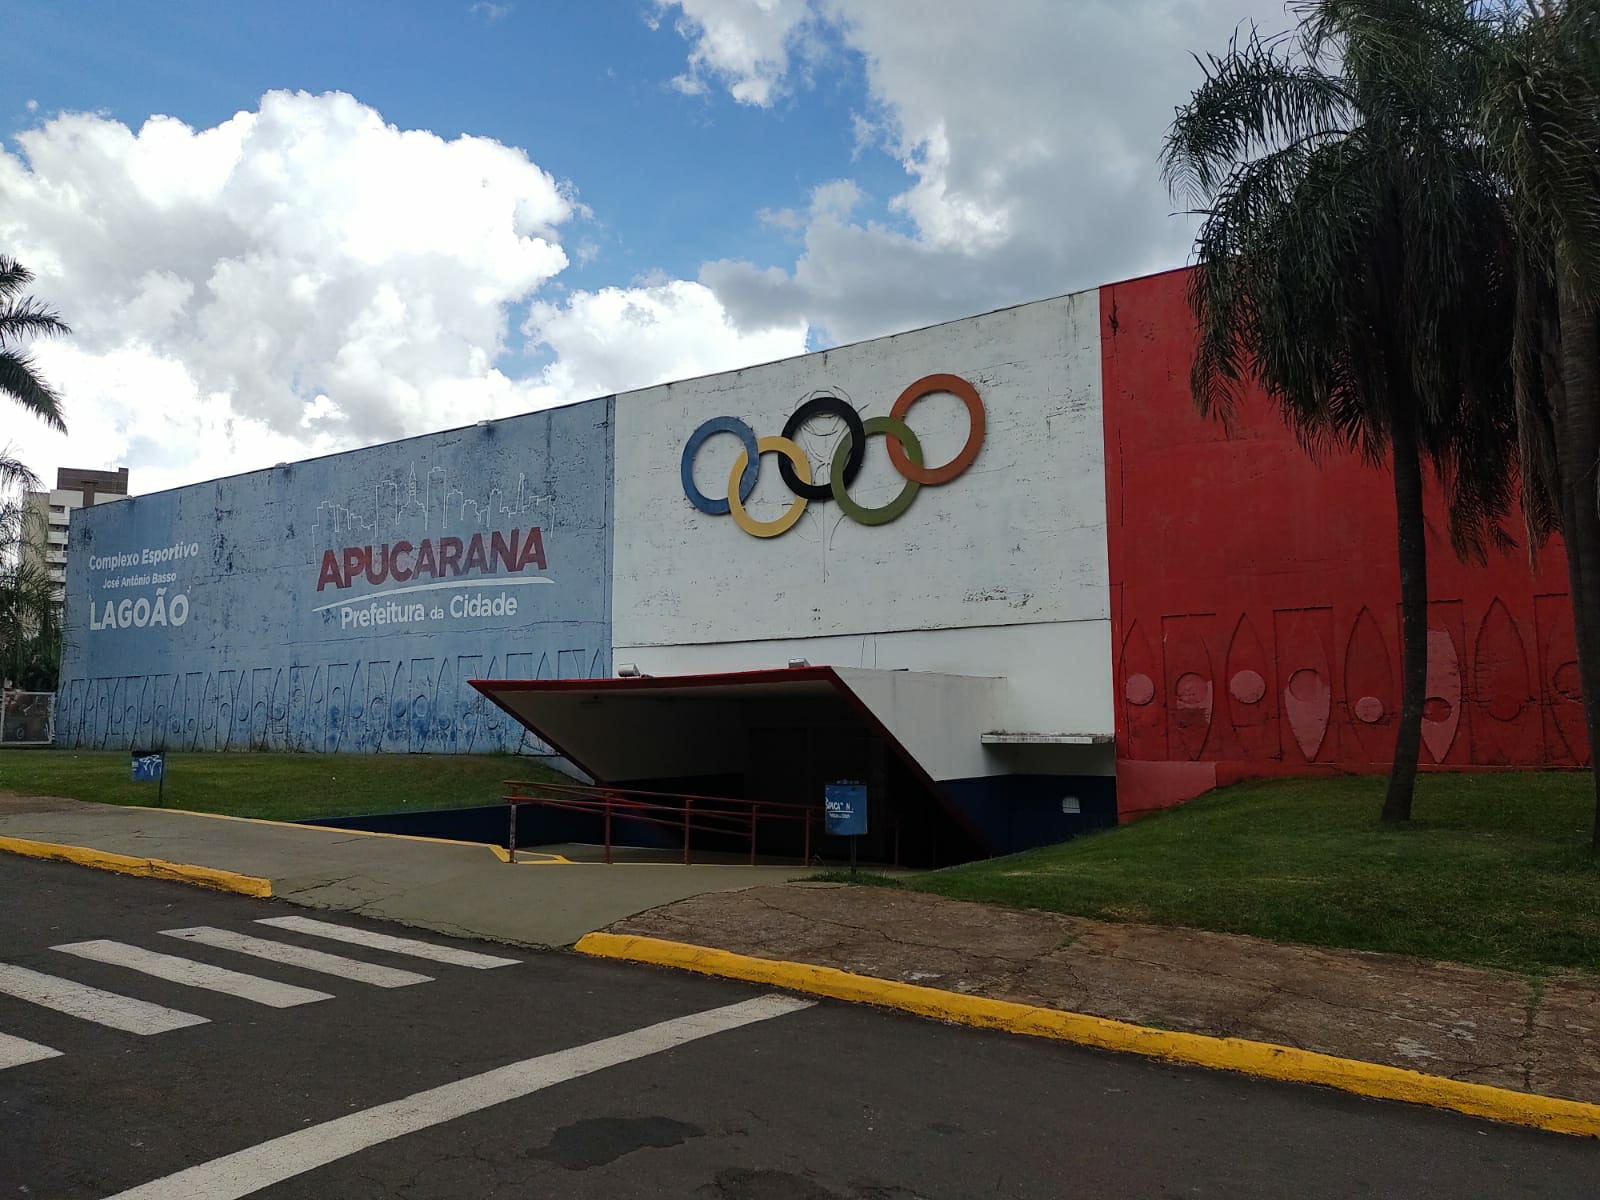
xmin=1467 ymin=0 xmax=1600 ymax=846
xmin=1162 ymin=1 xmax=1521 ymax=823
xmin=0 ymin=256 xmax=70 ymax=430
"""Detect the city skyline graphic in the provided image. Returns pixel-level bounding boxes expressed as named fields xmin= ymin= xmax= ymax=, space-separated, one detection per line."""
xmin=311 ymin=460 xmax=553 ymax=545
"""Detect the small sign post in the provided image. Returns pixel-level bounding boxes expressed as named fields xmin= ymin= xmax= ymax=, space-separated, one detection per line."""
xmin=130 ymin=749 xmax=166 ymax=805
xmin=824 ymin=781 xmax=868 ymax=876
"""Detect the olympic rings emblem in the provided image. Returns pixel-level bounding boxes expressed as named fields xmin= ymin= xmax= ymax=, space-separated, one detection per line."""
xmin=680 ymin=373 xmax=985 ymax=539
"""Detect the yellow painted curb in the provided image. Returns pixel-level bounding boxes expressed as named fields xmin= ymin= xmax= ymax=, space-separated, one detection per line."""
xmin=575 ymin=931 xmax=1600 ymax=1139
xmin=0 ymin=835 xmax=273 ymax=898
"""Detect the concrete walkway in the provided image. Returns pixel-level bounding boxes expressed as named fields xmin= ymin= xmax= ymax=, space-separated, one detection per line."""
xmin=0 ymin=792 xmax=811 ymax=947
xmin=608 ymin=882 xmax=1600 ymax=1107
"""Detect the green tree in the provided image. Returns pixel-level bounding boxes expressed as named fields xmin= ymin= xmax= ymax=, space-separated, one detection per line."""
xmin=1162 ymin=2 xmax=1521 ymax=823
xmin=1469 ymin=0 xmax=1600 ymax=846
xmin=1339 ymin=0 xmax=1600 ymax=843
xmin=0 ymin=453 xmax=62 ymax=691
xmin=0 ymin=256 xmax=70 ymax=429
xmin=0 ymin=256 xmax=71 ymax=694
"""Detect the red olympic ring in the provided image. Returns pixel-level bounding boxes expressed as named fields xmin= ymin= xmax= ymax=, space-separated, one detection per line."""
xmin=886 ymin=373 xmax=986 ymax=485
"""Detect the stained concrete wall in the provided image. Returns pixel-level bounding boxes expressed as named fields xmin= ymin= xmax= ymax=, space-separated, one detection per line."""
xmin=611 ymin=291 xmax=1114 ymax=773
xmin=56 ymin=399 xmax=614 ymax=752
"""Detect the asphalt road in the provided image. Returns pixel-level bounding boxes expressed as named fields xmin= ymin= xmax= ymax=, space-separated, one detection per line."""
xmin=1 ymin=856 xmax=1594 ymax=1199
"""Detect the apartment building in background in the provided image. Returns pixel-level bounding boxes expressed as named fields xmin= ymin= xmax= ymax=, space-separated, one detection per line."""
xmin=24 ymin=467 xmax=130 ymax=600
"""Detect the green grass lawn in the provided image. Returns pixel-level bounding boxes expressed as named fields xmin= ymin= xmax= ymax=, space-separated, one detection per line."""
xmin=0 ymin=749 xmax=566 ymax=822
xmin=911 ymin=773 xmax=1600 ymax=977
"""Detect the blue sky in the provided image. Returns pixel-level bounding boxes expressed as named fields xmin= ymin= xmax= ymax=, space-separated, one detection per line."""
xmin=4 ymin=2 xmax=895 ymax=292
xmin=0 ymin=0 xmax=1286 ymax=491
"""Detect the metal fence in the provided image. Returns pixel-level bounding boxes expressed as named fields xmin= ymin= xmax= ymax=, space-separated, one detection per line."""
xmin=0 ymin=691 xmax=55 ymax=746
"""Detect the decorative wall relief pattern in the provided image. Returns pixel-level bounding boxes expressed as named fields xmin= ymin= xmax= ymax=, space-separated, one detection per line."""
xmin=1343 ymin=606 xmax=1395 ymax=763
xmin=1276 ymin=608 xmax=1334 ymax=763
xmin=1119 ymin=620 xmax=1165 ymax=762
xmin=1162 ymin=615 xmax=1215 ymax=761
xmin=1535 ymin=593 xmax=1589 ymax=765
xmin=1420 ymin=630 xmax=1463 ymax=764
xmin=1224 ymin=614 xmax=1275 ymax=761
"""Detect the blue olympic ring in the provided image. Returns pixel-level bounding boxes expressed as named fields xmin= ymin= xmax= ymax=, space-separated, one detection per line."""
xmin=681 ymin=416 xmax=761 ymax=516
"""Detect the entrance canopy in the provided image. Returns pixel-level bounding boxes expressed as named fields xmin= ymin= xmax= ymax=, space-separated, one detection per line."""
xmin=470 ymin=666 xmax=995 ymax=861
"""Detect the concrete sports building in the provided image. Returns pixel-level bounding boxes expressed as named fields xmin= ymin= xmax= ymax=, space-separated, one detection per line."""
xmin=57 ymin=268 xmax=1588 ymax=858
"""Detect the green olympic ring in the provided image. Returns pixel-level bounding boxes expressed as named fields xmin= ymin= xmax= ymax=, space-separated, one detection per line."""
xmin=829 ymin=416 xmax=923 ymax=526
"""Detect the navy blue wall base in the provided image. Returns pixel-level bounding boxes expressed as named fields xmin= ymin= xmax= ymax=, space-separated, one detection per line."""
xmin=939 ymin=774 xmax=1117 ymax=856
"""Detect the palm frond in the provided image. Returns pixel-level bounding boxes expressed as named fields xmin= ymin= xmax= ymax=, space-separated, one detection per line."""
xmin=1162 ymin=25 xmax=1355 ymax=205
xmin=0 ymin=297 xmax=70 ymax=345
xmin=0 ymin=257 xmax=35 ymax=302
xmin=0 ymin=350 xmax=67 ymax=431
xmin=1168 ymin=0 xmax=1529 ymax=563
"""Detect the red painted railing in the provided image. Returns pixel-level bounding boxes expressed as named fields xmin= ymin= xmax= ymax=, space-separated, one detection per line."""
xmin=502 ymin=779 xmax=820 ymax=865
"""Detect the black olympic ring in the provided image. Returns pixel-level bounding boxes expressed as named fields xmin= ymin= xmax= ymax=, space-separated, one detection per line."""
xmin=778 ymin=395 xmax=865 ymax=502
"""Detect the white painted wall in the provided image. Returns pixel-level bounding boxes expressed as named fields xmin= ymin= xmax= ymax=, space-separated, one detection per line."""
xmin=616 ymin=626 xmax=1114 ymax=780
xmin=834 ymin=667 xmax=1001 ymax=782
xmin=612 ymin=289 xmax=1114 ymax=770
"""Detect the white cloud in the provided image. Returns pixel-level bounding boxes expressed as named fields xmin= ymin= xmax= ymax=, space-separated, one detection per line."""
xmin=522 ymin=279 xmax=806 ymax=402
xmin=470 ymin=2 xmax=513 ymax=23
xmin=657 ymin=0 xmax=811 ymax=107
xmin=662 ymin=0 xmax=1291 ymax=343
xmin=0 ymin=90 xmax=800 ymax=495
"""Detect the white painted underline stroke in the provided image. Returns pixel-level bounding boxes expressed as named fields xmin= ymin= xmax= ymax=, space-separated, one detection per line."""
xmin=310 ymin=576 xmax=553 ymax=614
xmin=102 ymin=994 xmax=813 ymax=1200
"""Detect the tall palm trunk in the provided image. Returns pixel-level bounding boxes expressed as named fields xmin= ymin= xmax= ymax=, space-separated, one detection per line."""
xmin=1383 ymin=407 xmax=1429 ymax=824
xmin=1554 ymin=277 xmax=1600 ymax=850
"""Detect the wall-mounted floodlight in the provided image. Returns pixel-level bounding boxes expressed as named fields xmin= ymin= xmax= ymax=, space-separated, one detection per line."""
xmin=787 ymin=658 xmax=810 ymax=669
xmin=617 ymin=663 xmax=643 ymax=678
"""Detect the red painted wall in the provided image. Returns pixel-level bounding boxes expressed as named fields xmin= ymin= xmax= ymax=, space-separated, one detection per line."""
xmin=1101 ymin=268 xmax=1589 ymax=821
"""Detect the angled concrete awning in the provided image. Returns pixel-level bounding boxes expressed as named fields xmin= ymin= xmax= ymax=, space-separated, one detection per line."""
xmin=469 ymin=666 xmax=993 ymax=858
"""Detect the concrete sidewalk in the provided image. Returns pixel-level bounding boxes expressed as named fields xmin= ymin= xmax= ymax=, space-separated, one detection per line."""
xmin=0 ymin=792 xmax=810 ymax=947
xmin=607 ymin=882 xmax=1600 ymax=1107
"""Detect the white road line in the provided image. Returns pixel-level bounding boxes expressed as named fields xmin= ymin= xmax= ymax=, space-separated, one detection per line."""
xmin=254 ymin=916 xmax=520 ymax=969
xmin=0 ymin=962 xmax=208 ymax=1035
xmin=51 ymin=942 xmax=333 ymax=1009
xmin=160 ymin=928 xmax=432 ymax=989
xmin=0 ymin=1030 xmax=62 ymax=1070
xmin=105 ymin=994 xmax=812 ymax=1200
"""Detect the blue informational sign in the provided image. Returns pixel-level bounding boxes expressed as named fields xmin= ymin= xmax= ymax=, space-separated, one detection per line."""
xmin=824 ymin=782 xmax=868 ymax=837
xmin=130 ymin=751 xmax=165 ymax=782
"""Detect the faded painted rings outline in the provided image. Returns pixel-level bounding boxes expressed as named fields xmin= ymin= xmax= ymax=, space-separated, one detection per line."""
xmin=680 ymin=373 xmax=985 ymax=539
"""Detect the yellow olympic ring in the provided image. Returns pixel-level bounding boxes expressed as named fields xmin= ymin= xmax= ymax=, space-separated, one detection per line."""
xmin=727 ymin=435 xmax=811 ymax=538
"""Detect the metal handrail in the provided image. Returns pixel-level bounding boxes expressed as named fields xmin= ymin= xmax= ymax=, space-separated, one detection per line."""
xmin=508 ymin=778 xmax=819 ymax=814
xmin=503 ymin=779 xmax=817 ymax=866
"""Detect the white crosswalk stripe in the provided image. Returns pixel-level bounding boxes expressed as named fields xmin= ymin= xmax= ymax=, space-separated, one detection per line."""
xmin=160 ymin=927 xmax=432 ymax=988
xmin=52 ymin=941 xmax=333 ymax=1008
xmin=0 ymin=1030 xmax=62 ymax=1070
xmin=255 ymin=916 xmax=520 ymax=969
xmin=0 ymin=962 xmax=208 ymax=1034
xmin=1 ymin=917 xmax=519 ymax=1070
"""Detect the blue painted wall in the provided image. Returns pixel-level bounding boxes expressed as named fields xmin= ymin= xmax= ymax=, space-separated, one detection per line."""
xmin=56 ymin=398 xmax=614 ymax=753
